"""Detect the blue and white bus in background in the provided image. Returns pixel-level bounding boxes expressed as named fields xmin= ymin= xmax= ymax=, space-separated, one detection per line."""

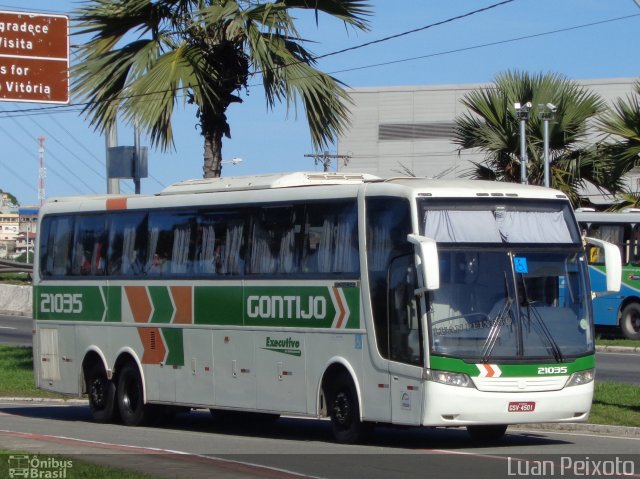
xmin=575 ymin=209 xmax=640 ymax=339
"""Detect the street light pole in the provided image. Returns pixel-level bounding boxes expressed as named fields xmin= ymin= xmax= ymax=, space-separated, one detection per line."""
xmin=515 ymin=102 xmax=532 ymax=184
xmin=538 ymin=103 xmax=557 ymax=188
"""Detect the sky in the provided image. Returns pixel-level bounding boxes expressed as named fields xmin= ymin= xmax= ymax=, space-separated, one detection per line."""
xmin=0 ymin=0 xmax=638 ymax=205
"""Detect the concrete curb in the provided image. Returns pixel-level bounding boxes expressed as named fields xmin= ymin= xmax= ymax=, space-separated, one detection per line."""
xmin=510 ymin=422 xmax=640 ymax=438
xmin=0 ymin=397 xmax=88 ymax=404
xmin=0 ymin=283 xmax=32 ymax=317
xmin=595 ymin=345 xmax=640 ymax=354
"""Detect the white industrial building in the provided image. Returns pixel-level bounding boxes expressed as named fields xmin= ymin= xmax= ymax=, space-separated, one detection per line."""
xmin=337 ymin=77 xmax=638 ymax=193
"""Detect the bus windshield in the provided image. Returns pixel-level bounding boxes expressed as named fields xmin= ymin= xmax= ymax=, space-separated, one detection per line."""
xmin=417 ymin=198 xmax=591 ymax=361
xmin=428 ymin=250 xmax=592 ymax=361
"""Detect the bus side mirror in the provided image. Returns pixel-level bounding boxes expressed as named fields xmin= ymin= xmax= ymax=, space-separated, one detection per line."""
xmin=407 ymin=234 xmax=439 ymax=290
xmin=584 ymin=236 xmax=622 ymax=293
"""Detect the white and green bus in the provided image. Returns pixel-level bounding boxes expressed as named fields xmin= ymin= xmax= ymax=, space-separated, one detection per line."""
xmin=33 ymin=172 xmax=621 ymax=443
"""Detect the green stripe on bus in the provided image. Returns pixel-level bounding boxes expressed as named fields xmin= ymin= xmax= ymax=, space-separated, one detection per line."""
xmin=429 ymin=354 xmax=595 ymax=377
xmin=162 ymin=328 xmax=184 ymax=366
xmin=35 ymin=284 xmax=361 ymax=329
xmin=105 ymin=286 xmax=121 ymax=322
xmin=194 ymin=286 xmax=244 ymax=325
xmin=149 ymin=287 xmax=173 ymax=323
xmin=34 ymin=285 xmax=106 ymax=321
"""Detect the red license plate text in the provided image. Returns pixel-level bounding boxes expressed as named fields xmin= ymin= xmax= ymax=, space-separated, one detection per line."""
xmin=508 ymin=401 xmax=536 ymax=412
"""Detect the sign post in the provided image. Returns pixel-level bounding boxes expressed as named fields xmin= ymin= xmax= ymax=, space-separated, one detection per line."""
xmin=0 ymin=10 xmax=69 ymax=104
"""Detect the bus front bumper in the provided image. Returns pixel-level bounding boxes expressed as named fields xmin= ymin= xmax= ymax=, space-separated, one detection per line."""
xmin=422 ymin=381 xmax=594 ymax=426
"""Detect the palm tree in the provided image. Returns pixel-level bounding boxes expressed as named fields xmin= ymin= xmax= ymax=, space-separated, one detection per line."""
xmin=453 ymin=71 xmax=618 ymax=205
xmin=596 ymin=81 xmax=640 ymax=210
xmin=72 ymin=0 xmax=371 ymax=178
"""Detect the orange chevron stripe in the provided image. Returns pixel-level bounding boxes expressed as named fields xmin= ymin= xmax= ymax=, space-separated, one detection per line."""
xmin=106 ymin=197 xmax=128 ymax=210
xmin=170 ymin=286 xmax=192 ymax=324
xmin=137 ymin=327 xmax=166 ymax=364
xmin=485 ymin=364 xmax=495 ymax=377
xmin=333 ymin=287 xmax=346 ymax=328
xmin=125 ymin=286 xmax=152 ymax=323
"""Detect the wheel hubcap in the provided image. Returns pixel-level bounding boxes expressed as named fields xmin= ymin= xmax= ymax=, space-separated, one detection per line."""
xmin=90 ymin=378 xmax=105 ymax=409
xmin=333 ymin=392 xmax=351 ymax=427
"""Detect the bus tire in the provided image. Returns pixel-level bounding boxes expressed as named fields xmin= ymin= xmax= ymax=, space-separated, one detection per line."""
xmin=116 ymin=362 xmax=149 ymax=426
xmin=328 ymin=373 xmax=372 ymax=444
xmin=620 ymin=303 xmax=640 ymax=340
xmin=466 ymin=424 xmax=508 ymax=442
xmin=85 ymin=362 xmax=117 ymax=423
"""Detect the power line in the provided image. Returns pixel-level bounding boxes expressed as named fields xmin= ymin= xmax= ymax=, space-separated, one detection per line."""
xmin=0 ymin=106 xmax=105 ymax=181
xmin=0 ymin=13 xmax=640 ymax=122
xmin=0 ymin=4 xmax=68 ymax=14
xmin=0 ymin=124 xmax=88 ymax=195
xmin=0 ymin=119 xmax=96 ymax=194
xmin=312 ymin=0 xmax=517 ymax=63
xmin=327 ymin=13 xmax=640 ymax=77
xmin=0 ymin=155 xmax=37 ymax=193
xmin=0 ymin=1 xmax=520 ymax=118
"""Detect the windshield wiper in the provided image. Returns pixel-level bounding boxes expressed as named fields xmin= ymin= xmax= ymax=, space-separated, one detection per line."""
xmin=481 ymin=272 xmax=513 ymax=363
xmin=520 ymin=275 xmax=564 ymax=363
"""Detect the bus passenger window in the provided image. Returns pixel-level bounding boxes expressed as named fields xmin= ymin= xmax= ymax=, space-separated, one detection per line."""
xmin=248 ymin=206 xmax=300 ymax=274
xmin=40 ymin=216 xmax=74 ymax=277
xmin=107 ymin=213 xmax=147 ymax=277
xmin=302 ymin=202 xmax=358 ymax=275
xmin=71 ymin=215 xmax=106 ymax=276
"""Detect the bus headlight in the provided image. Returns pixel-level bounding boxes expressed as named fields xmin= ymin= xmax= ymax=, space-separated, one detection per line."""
xmin=425 ymin=369 xmax=474 ymax=388
xmin=565 ymin=369 xmax=595 ymax=387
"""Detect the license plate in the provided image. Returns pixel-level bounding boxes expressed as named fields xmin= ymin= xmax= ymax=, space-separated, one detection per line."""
xmin=508 ymin=401 xmax=536 ymax=412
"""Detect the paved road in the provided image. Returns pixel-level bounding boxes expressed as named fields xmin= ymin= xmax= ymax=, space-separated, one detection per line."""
xmin=0 ymin=402 xmax=639 ymax=479
xmin=596 ymin=352 xmax=640 ymax=386
xmin=0 ymin=314 xmax=32 ymax=346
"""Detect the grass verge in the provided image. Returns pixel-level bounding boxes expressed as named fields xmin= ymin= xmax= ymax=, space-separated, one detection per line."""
xmin=0 ymin=345 xmax=63 ymax=398
xmin=0 ymin=450 xmax=158 ymax=479
xmin=596 ymin=338 xmax=640 ymax=348
xmin=0 ymin=273 xmax=31 ymax=285
xmin=590 ymin=382 xmax=640 ymax=428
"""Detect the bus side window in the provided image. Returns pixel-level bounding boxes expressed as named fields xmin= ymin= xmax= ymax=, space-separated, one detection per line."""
xmin=248 ymin=206 xmax=301 ymax=274
xmin=41 ymin=216 xmax=73 ymax=277
xmin=71 ymin=215 xmax=106 ymax=276
xmin=302 ymin=201 xmax=359 ymax=275
xmin=196 ymin=210 xmax=246 ymax=276
xmin=108 ymin=213 xmax=147 ymax=277
xmin=633 ymin=225 xmax=640 ymax=266
xmin=365 ymin=197 xmax=412 ymax=361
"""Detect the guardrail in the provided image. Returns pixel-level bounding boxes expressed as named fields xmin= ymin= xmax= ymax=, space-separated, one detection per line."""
xmin=0 ymin=259 xmax=33 ymax=274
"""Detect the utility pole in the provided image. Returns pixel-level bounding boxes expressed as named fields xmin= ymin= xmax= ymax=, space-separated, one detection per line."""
xmin=538 ymin=103 xmax=557 ymax=188
xmin=38 ymin=136 xmax=46 ymax=206
xmin=514 ymin=102 xmax=532 ymax=184
xmin=106 ymin=123 xmax=120 ymax=194
xmin=304 ymin=151 xmax=351 ymax=172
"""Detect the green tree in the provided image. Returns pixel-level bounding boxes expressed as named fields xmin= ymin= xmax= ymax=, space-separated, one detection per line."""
xmin=0 ymin=189 xmax=19 ymax=206
xmin=453 ymin=71 xmax=617 ymax=205
xmin=73 ymin=0 xmax=371 ymax=178
xmin=596 ymin=81 xmax=640 ymax=210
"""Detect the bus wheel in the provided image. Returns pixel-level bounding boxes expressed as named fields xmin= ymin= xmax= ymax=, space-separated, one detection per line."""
xmin=620 ymin=303 xmax=640 ymax=340
xmin=116 ymin=362 xmax=149 ymax=426
xmin=86 ymin=363 xmax=117 ymax=423
xmin=328 ymin=374 xmax=372 ymax=443
xmin=466 ymin=425 xmax=508 ymax=442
